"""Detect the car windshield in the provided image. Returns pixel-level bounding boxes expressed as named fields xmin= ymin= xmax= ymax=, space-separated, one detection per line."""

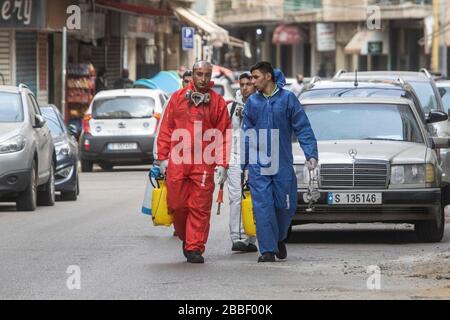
xmin=301 ymin=103 xmax=424 ymax=143
xmin=0 ymin=93 xmax=23 ymax=122
xmin=409 ymin=81 xmax=438 ymax=113
xmin=300 ymin=88 xmax=406 ymax=99
xmin=213 ymin=85 xmax=225 ymax=96
xmin=41 ymin=108 xmax=64 ymax=137
xmin=92 ymin=96 xmax=155 ymax=119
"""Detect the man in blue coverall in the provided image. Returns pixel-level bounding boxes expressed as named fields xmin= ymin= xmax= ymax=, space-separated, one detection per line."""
xmin=241 ymin=61 xmax=318 ymax=262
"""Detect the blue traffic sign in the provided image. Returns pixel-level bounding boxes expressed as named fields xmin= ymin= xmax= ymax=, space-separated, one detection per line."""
xmin=182 ymin=27 xmax=195 ymax=50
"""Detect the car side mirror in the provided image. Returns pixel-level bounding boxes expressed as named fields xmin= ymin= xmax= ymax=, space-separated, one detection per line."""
xmin=432 ymin=137 xmax=450 ymax=149
xmin=34 ymin=115 xmax=46 ymax=128
xmin=426 ymin=111 xmax=448 ymax=124
xmin=68 ymin=124 xmax=79 ymax=137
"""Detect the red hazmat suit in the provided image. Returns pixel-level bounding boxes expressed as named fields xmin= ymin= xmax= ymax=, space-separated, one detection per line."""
xmin=156 ymin=81 xmax=231 ymax=253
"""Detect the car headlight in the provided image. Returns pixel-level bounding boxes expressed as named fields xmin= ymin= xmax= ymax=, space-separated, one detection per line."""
xmin=390 ymin=164 xmax=434 ymax=184
xmin=0 ymin=135 xmax=26 ymax=154
xmin=56 ymin=142 xmax=70 ymax=156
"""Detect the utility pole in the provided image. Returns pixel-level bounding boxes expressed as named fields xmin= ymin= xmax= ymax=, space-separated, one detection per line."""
xmin=432 ymin=0 xmax=440 ymax=73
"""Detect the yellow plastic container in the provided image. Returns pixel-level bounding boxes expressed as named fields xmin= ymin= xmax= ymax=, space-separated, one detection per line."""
xmin=152 ymin=180 xmax=173 ymax=226
xmin=241 ymin=190 xmax=256 ymax=237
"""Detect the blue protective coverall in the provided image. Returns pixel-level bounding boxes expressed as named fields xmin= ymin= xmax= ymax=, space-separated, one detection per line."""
xmin=241 ymin=69 xmax=318 ymax=254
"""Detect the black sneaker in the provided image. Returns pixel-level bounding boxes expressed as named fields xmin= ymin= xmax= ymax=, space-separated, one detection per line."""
xmin=247 ymin=243 xmax=258 ymax=252
xmin=257 ymin=252 xmax=275 ymax=263
xmin=186 ymin=251 xmax=204 ymax=264
xmin=232 ymin=242 xmax=249 ymax=252
xmin=182 ymin=241 xmax=188 ymax=258
xmin=276 ymin=241 xmax=287 ymax=259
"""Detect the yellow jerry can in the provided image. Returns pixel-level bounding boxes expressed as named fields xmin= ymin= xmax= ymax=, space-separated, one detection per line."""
xmin=152 ymin=180 xmax=173 ymax=226
xmin=241 ymin=190 xmax=256 ymax=237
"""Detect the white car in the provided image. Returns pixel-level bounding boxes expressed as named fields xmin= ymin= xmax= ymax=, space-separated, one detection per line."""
xmin=292 ymin=96 xmax=449 ymax=242
xmin=79 ymin=88 xmax=169 ymax=171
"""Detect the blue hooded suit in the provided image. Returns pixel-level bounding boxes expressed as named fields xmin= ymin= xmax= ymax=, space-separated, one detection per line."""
xmin=241 ymin=69 xmax=318 ymax=254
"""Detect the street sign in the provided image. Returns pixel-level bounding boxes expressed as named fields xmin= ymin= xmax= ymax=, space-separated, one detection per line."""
xmin=368 ymin=41 xmax=383 ymax=54
xmin=182 ymin=27 xmax=195 ymax=50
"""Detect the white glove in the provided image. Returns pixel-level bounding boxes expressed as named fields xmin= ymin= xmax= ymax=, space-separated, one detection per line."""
xmin=216 ymin=166 xmax=228 ymax=185
xmin=305 ymin=158 xmax=318 ymax=171
xmin=157 ymin=159 xmax=169 ymax=175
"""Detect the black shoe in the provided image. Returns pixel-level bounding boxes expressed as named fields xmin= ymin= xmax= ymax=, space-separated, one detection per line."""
xmin=257 ymin=252 xmax=275 ymax=263
xmin=182 ymin=241 xmax=188 ymax=258
xmin=276 ymin=241 xmax=287 ymax=259
xmin=186 ymin=251 xmax=204 ymax=264
xmin=232 ymin=242 xmax=258 ymax=253
xmin=173 ymin=230 xmax=178 ymax=237
xmin=247 ymin=243 xmax=258 ymax=252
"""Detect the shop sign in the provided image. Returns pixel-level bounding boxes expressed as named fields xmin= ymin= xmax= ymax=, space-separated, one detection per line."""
xmin=0 ymin=0 xmax=45 ymax=28
xmin=316 ymin=23 xmax=336 ymax=52
xmin=367 ymin=41 xmax=383 ymax=54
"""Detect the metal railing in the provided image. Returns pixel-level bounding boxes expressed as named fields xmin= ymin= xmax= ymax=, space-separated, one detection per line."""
xmin=284 ymin=0 xmax=322 ymax=12
xmin=369 ymin=0 xmax=431 ymax=5
xmin=215 ymin=0 xmax=284 ymax=17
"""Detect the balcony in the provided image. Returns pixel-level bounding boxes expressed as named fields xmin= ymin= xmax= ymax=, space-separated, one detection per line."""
xmin=215 ymin=0 xmax=284 ymax=25
xmin=368 ymin=0 xmax=432 ymax=19
xmin=284 ymin=0 xmax=322 ymax=22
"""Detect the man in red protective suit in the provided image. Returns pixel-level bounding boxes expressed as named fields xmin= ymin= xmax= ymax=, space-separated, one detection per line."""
xmin=154 ymin=61 xmax=231 ymax=263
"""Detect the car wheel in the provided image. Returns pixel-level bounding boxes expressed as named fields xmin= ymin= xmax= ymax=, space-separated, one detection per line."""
xmin=16 ymin=161 xmax=37 ymax=211
xmin=99 ymin=163 xmax=113 ymax=171
xmin=37 ymin=163 xmax=55 ymax=206
xmin=81 ymin=160 xmax=93 ymax=172
xmin=61 ymin=176 xmax=78 ymax=201
xmin=415 ymin=205 xmax=445 ymax=243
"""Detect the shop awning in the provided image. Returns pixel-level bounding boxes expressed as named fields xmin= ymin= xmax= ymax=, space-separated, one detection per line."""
xmin=172 ymin=6 xmax=229 ymax=45
xmin=96 ymin=0 xmax=173 ymax=17
xmin=229 ymin=36 xmax=245 ymax=48
xmin=272 ymin=24 xmax=307 ymax=45
xmin=345 ymin=30 xmax=389 ymax=55
xmin=345 ymin=31 xmax=370 ymax=55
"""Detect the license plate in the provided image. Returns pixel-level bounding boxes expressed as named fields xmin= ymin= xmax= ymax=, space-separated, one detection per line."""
xmin=327 ymin=192 xmax=382 ymax=205
xmin=108 ymin=143 xmax=137 ymax=151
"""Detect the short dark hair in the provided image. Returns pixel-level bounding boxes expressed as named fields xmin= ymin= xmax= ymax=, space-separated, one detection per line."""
xmin=239 ymin=72 xmax=252 ymax=81
xmin=250 ymin=61 xmax=274 ymax=82
xmin=182 ymin=70 xmax=193 ymax=79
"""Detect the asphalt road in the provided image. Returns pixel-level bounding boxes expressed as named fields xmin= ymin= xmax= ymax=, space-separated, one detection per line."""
xmin=0 ymin=166 xmax=449 ymax=300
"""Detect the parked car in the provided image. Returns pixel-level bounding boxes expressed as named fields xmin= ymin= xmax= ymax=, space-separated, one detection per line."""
xmin=0 ymin=84 xmax=55 ymax=211
xmin=299 ymin=79 xmax=428 ymax=126
xmin=79 ymin=88 xmax=168 ymax=172
xmin=41 ymin=105 xmax=80 ymax=200
xmin=334 ymin=69 xmax=450 ymax=185
xmin=212 ymin=75 xmax=235 ymax=103
xmin=292 ymin=96 xmax=449 ymax=243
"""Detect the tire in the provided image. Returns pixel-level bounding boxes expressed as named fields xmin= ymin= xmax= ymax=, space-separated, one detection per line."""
xmin=81 ymin=160 xmax=93 ymax=172
xmin=37 ymin=163 xmax=55 ymax=206
xmin=415 ymin=205 xmax=445 ymax=243
xmin=61 ymin=176 xmax=78 ymax=201
xmin=16 ymin=161 xmax=37 ymax=211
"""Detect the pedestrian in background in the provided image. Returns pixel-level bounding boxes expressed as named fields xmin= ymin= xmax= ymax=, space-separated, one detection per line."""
xmin=95 ymin=67 xmax=107 ymax=94
xmin=181 ymin=70 xmax=193 ymax=88
xmin=227 ymin=72 xmax=257 ymax=253
xmin=289 ymin=73 xmax=305 ymax=98
xmin=113 ymin=69 xmax=134 ymax=89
